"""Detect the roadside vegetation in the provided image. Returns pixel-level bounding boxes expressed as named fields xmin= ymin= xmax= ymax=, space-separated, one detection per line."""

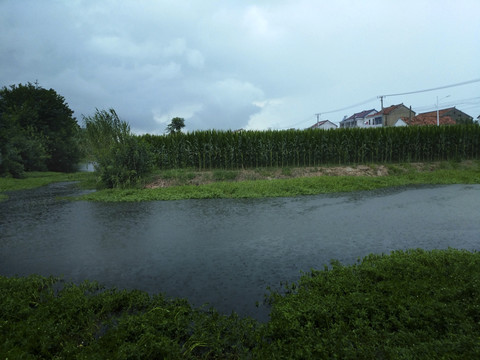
xmin=1 ymin=248 xmax=479 ymax=359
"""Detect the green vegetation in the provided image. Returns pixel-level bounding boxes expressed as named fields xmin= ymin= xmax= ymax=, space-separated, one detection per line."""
xmin=142 ymin=125 xmax=480 ymax=169
xmin=165 ymin=116 xmax=186 ymax=134
xmin=77 ymin=161 xmax=480 ymax=202
xmin=257 ymin=248 xmax=480 ymax=359
xmin=1 ymin=161 xmax=478 ymax=202
xmin=1 ymin=249 xmax=479 ymax=358
xmin=83 ymin=109 xmax=154 ymax=188
xmin=0 ymin=171 xmax=94 ymax=193
xmin=0 ymin=82 xmax=81 ymax=177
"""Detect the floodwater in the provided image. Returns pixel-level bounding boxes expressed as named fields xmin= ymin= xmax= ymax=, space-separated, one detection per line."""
xmin=1 ymin=183 xmax=479 ymax=321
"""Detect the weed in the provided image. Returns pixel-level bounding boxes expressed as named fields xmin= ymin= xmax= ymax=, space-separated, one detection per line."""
xmin=212 ymin=169 xmax=238 ymax=181
xmin=281 ymin=167 xmax=293 ymax=176
xmin=2 ymin=249 xmax=479 ymax=358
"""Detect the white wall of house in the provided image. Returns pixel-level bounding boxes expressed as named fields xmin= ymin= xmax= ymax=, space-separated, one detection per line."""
xmin=364 ymin=115 xmax=383 ymax=126
xmin=316 ymin=121 xmax=338 ymax=130
xmin=321 ymin=123 xmax=337 ymax=130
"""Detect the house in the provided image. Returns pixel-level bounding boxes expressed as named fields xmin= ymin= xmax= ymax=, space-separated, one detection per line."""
xmin=394 ymin=118 xmax=408 ymax=127
xmin=339 ymin=109 xmax=377 ymax=128
xmin=309 ymin=120 xmax=338 ymax=130
xmin=412 ymin=107 xmax=473 ymax=125
xmin=365 ymin=104 xmax=415 ymax=127
xmin=398 ymin=107 xmax=462 ymax=126
xmin=395 ymin=107 xmax=473 ymax=126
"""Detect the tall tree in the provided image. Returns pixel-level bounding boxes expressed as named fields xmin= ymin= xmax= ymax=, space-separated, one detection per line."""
xmin=165 ymin=117 xmax=185 ymax=134
xmin=0 ymin=82 xmax=81 ymax=176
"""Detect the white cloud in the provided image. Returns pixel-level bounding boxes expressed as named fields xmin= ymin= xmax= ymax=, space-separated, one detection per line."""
xmin=246 ymin=98 xmax=286 ymax=130
xmin=208 ymin=79 xmax=264 ymax=107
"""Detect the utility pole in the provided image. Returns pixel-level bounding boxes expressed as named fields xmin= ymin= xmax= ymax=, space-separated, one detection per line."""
xmin=315 ymin=113 xmax=321 ymax=124
xmin=378 ymin=95 xmax=385 ymax=110
xmin=436 ymin=95 xmax=450 ymax=126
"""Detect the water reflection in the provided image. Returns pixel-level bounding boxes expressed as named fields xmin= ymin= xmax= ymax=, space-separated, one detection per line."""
xmin=1 ymin=183 xmax=479 ymax=321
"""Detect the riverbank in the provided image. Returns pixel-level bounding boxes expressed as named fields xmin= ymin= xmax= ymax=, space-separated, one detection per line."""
xmin=79 ymin=160 xmax=480 ymax=201
xmin=0 ymin=171 xmax=94 ymax=192
xmin=1 ymin=160 xmax=479 ymax=202
xmin=1 ymin=248 xmax=479 ymax=358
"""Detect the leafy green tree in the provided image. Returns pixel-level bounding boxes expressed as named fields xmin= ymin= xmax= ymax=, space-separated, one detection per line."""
xmin=83 ymin=109 xmax=154 ymax=188
xmin=165 ymin=117 xmax=185 ymax=134
xmin=0 ymin=82 xmax=81 ymax=176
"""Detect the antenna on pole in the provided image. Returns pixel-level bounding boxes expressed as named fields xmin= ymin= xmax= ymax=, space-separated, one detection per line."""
xmin=315 ymin=113 xmax=321 ymax=124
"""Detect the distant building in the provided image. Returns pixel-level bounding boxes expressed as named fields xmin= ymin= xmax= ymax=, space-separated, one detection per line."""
xmin=339 ymin=109 xmax=377 ymax=128
xmin=397 ymin=107 xmax=472 ymax=126
xmin=309 ymin=120 xmax=338 ymax=130
xmin=365 ymin=104 xmax=415 ymax=127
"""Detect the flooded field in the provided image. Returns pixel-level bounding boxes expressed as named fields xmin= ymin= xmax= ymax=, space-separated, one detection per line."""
xmin=1 ymin=183 xmax=479 ymax=321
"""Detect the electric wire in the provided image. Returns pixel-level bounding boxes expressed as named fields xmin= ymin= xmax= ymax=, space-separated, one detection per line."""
xmin=378 ymin=78 xmax=480 ymax=98
xmin=290 ymin=78 xmax=480 ymax=129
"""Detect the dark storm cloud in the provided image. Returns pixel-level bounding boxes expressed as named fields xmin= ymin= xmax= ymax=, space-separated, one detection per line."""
xmin=1 ymin=0 xmax=479 ymax=133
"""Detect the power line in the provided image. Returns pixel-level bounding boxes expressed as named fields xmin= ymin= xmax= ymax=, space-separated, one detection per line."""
xmin=378 ymin=78 xmax=480 ymax=98
xmin=283 ymin=97 xmax=377 ymax=129
xmin=403 ymin=96 xmax=480 ymax=113
xmin=287 ymin=78 xmax=480 ymax=130
xmin=284 ymin=114 xmax=316 ymax=129
xmin=316 ymin=97 xmax=378 ymax=116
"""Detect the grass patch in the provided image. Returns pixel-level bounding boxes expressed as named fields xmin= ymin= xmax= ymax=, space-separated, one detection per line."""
xmin=159 ymin=168 xmax=197 ymax=182
xmin=1 ymin=249 xmax=479 ymax=358
xmin=212 ymin=169 xmax=238 ymax=181
xmin=257 ymin=248 xmax=480 ymax=359
xmin=77 ymin=164 xmax=480 ymax=202
xmin=2 ymin=160 xmax=479 ymax=202
xmin=281 ymin=167 xmax=293 ymax=176
xmin=0 ymin=172 xmax=96 ymax=200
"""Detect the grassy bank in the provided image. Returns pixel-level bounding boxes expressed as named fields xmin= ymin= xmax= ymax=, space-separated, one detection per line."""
xmin=0 ymin=171 xmax=95 ymax=201
xmin=1 ymin=161 xmax=479 ymax=202
xmin=0 ymin=171 xmax=94 ymax=192
xmin=1 ymin=249 xmax=479 ymax=359
xmin=78 ymin=161 xmax=480 ymax=202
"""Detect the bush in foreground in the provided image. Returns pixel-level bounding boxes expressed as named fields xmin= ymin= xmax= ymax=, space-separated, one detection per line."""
xmin=1 ymin=248 xmax=479 ymax=359
xmin=83 ymin=109 xmax=154 ymax=188
xmin=259 ymin=248 xmax=480 ymax=358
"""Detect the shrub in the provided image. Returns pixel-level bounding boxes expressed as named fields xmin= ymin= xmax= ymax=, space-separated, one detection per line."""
xmin=83 ymin=109 xmax=154 ymax=188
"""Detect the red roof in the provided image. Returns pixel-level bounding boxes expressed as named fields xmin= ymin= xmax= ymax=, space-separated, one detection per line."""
xmin=402 ymin=107 xmax=457 ymax=126
xmin=382 ymin=104 xmax=401 ymax=115
xmin=402 ymin=114 xmax=456 ymax=126
xmin=367 ymin=104 xmax=407 ymax=118
xmin=416 ymin=107 xmax=456 ymax=118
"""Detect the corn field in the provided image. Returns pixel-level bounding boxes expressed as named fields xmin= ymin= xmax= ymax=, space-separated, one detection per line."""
xmin=140 ymin=125 xmax=480 ymax=170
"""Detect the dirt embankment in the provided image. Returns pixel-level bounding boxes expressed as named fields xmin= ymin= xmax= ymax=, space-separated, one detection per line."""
xmin=145 ymin=164 xmax=390 ymax=189
xmin=145 ymin=160 xmax=478 ymax=189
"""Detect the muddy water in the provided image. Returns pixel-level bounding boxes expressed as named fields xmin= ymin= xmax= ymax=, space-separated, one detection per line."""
xmin=1 ymin=183 xmax=479 ymax=321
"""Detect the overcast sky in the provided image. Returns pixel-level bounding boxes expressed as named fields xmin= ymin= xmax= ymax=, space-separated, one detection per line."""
xmin=1 ymin=0 xmax=479 ymax=133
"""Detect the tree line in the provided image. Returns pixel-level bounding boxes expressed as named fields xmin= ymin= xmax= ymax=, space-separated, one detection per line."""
xmin=0 ymin=82 xmax=182 ymax=187
xmin=0 ymin=82 xmax=81 ymax=177
xmin=2 ymin=82 xmax=479 ymax=189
